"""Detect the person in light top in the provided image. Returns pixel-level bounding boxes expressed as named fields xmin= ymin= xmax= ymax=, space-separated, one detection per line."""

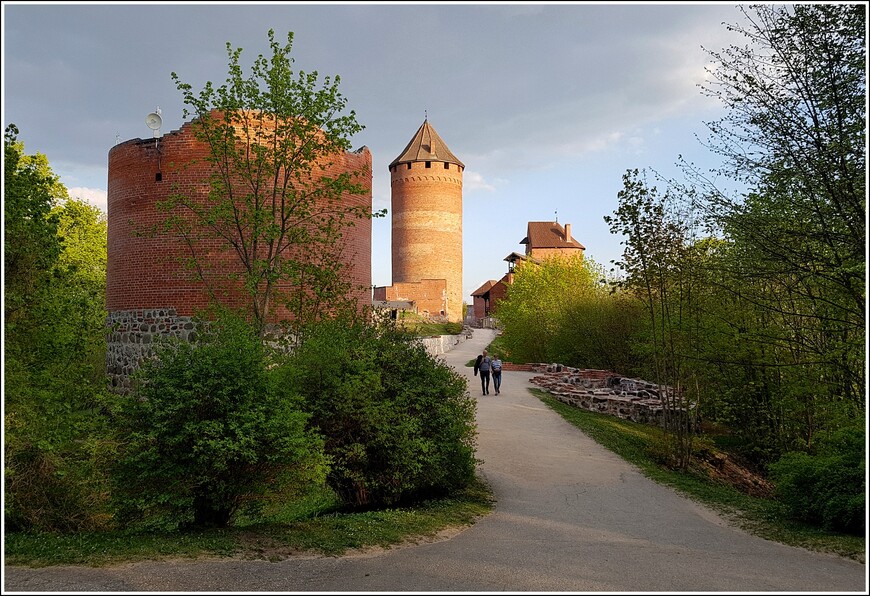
xmin=491 ymin=354 xmax=503 ymax=395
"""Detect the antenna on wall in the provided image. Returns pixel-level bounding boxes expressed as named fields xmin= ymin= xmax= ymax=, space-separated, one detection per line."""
xmin=145 ymin=107 xmax=163 ymax=181
xmin=145 ymin=107 xmax=162 ymax=138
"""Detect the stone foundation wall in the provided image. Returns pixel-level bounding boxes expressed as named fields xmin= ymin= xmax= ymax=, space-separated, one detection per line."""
xmin=106 ymin=308 xmax=197 ymax=392
xmin=107 ymin=312 xmax=472 ymax=390
xmin=418 ymin=332 xmax=469 ymax=356
xmin=526 ymin=363 xmax=691 ymax=428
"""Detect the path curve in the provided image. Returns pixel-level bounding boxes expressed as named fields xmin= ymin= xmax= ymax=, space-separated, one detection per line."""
xmin=4 ymin=329 xmax=866 ymax=592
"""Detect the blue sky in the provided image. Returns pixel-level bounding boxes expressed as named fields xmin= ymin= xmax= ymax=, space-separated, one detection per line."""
xmin=3 ymin=1 xmax=753 ymax=304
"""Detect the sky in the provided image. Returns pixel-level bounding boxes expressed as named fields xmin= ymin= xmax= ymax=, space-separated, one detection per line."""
xmin=3 ymin=1 xmax=756 ymax=305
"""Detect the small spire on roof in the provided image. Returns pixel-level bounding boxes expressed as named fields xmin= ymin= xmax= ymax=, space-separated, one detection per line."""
xmin=555 ymin=209 xmax=558 ymax=223
xmin=424 ymin=109 xmax=428 ymax=121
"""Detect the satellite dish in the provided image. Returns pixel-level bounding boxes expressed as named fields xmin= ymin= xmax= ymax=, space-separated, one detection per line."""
xmin=145 ymin=112 xmax=162 ymax=131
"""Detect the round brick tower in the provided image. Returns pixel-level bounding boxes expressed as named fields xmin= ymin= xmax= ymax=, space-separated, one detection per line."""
xmin=388 ymin=119 xmax=464 ymax=322
xmin=106 ymin=112 xmax=372 ymax=390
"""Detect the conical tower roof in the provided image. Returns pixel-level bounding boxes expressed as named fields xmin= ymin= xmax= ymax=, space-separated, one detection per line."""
xmin=389 ymin=119 xmax=464 ymax=168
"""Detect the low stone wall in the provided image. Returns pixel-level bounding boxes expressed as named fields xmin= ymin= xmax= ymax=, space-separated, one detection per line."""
xmin=107 ymin=313 xmax=473 ymax=390
xmin=418 ymin=332 xmax=470 ymax=356
xmin=106 ymin=308 xmax=197 ymax=392
xmin=526 ymin=363 xmax=690 ymax=428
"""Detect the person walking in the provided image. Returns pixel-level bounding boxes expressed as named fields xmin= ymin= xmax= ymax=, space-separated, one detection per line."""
xmin=491 ymin=353 xmax=503 ymax=395
xmin=477 ymin=349 xmax=492 ymax=395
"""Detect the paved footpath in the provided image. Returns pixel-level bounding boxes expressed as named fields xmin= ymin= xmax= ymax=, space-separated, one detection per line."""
xmin=5 ymin=328 xmax=867 ymax=592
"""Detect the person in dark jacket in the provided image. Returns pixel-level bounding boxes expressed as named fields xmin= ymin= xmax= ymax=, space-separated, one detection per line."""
xmin=476 ymin=349 xmax=492 ymax=395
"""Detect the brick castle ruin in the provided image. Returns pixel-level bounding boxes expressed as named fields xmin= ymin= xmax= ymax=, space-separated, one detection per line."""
xmin=106 ymin=114 xmax=465 ymax=388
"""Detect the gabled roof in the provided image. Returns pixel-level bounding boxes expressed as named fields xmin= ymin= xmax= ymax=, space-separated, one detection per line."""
xmin=471 ymin=280 xmax=495 ymax=297
xmin=390 ymin=119 xmax=464 ymax=168
xmin=503 ymin=251 xmax=540 ymax=265
xmin=520 ymin=221 xmax=585 ymax=250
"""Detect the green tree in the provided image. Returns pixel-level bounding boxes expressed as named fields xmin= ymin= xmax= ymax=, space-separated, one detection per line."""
xmin=4 ymin=126 xmax=112 ymax=532
xmin=4 ymin=124 xmax=65 ymax=335
xmin=604 ymin=4 xmax=866 ymax=475
xmin=692 ymin=3 xmax=865 ymax=412
xmin=556 ymin=288 xmax=643 ymax=375
xmin=164 ymin=29 xmax=382 ymax=336
xmin=644 ymin=4 xmax=868 ymax=466
xmin=605 ymin=169 xmax=707 ymax=468
xmin=494 ymin=254 xmax=604 ymax=365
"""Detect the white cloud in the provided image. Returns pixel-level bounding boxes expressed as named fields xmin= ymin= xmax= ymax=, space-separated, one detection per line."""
xmin=463 ymin=170 xmax=496 ymax=193
xmin=67 ymin=187 xmax=107 ymax=212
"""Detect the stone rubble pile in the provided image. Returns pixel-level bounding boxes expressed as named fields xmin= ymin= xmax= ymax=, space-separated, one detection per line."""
xmin=527 ymin=363 xmax=689 ymax=427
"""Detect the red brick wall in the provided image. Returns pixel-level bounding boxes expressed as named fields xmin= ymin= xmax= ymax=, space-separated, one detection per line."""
xmin=530 ymin=247 xmax=585 ymax=261
xmin=488 ymin=280 xmax=509 ymax=314
xmin=107 ymin=115 xmax=372 ymax=320
xmin=374 ymin=279 xmax=447 ymax=317
xmin=501 ymin=363 xmax=534 ymax=371
xmin=472 ymin=295 xmax=487 ymax=319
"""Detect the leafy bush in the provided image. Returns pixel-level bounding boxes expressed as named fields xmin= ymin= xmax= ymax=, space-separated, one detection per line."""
xmin=4 ymin=359 xmax=113 ymax=533
xmin=768 ymin=425 xmax=865 ymax=534
xmin=280 ymin=314 xmax=478 ymax=509
xmin=111 ymin=311 xmax=327 ymax=530
xmin=396 ymin=312 xmax=463 ymax=337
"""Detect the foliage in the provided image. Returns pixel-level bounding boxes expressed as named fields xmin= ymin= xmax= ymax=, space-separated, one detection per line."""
xmin=494 ymin=254 xmax=617 ymax=367
xmin=687 ymin=4 xmax=866 ymax=456
xmin=164 ymin=29 xmax=383 ymax=335
xmin=697 ymin=4 xmax=865 ymax=326
xmin=279 ymin=313 xmax=478 ymax=509
xmin=4 ymin=124 xmax=64 ymax=341
xmin=558 ymin=286 xmax=644 ymax=376
xmin=768 ymin=426 xmax=865 ymax=535
xmin=481 ymin=333 xmax=513 ymax=364
xmin=4 ymin=125 xmax=112 ymax=533
xmin=110 ymin=310 xmax=327 ymax=531
xmin=396 ymin=311 xmax=463 ymax=336
xmin=604 ymin=169 xmax=709 ymax=467
xmin=597 ymin=4 xmax=865 ymax=471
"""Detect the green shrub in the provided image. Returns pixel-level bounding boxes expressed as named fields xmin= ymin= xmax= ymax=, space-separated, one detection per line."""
xmin=768 ymin=425 xmax=865 ymax=535
xmin=4 ymin=355 xmax=114 ymax=533
xmin=443 ymin=321 xmax=464 ymax=335
xmin=110 ymin=311 xmax=327 ymax=531
xmin=281 ymin=314 xmax=478 ymax=509
xmin=4 ymin=434 xmax=112 ymax=533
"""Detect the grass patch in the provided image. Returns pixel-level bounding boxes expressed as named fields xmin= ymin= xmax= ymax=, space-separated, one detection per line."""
xmin=483 ymin=333 xmax=512 ymax=362
xmin=530 ymin=388 xmax=865 ymax=563
xmin=396 ymin=312 xmax=463 ymax=337
xmin=465 ymin=333 xmax=511 ymax=368
xmin=3 ymin=529 xmax=241 ymax=568
xmin=5 ymin=477 xmax=495 ymax=568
